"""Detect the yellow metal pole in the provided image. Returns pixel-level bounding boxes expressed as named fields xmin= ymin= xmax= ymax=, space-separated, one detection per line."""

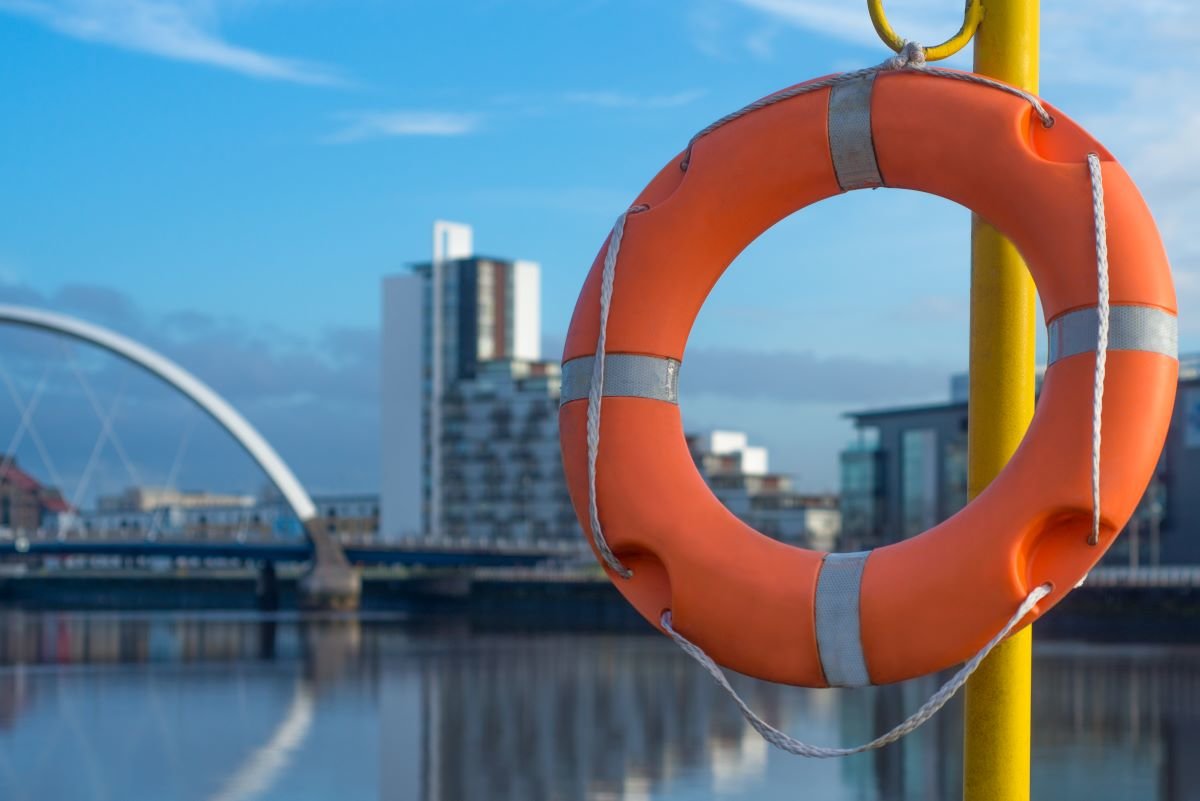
xmin=964 ymin=1 xmax=1039 ymax=800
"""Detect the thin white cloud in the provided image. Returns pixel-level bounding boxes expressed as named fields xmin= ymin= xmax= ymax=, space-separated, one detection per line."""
xmin=562 ymin=89 xmax=707 ymax=109
xmin=322 ymin=111 xmax=480 ymax=144
xmin=689 ymin=0 xmax=921 ymax=63
xmin=688 ymin=4 xmax=730 ymax=60
xmin=0 ymin=0 xmax=343 ymax=85
xmin=729 ymin=0 xmax=877 ymax=47
xmin=744 ymin=24 xmax=781 ymax=60
xmin=1091 ymin=71 xmax=1200 ymax=336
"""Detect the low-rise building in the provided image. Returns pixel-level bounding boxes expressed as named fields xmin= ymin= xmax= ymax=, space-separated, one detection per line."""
xmin=0 ymin=457 xmax=70 ymax=534
xmin=687 ymin=431 xmax=841 ymax=550
xmin=76 ymin=490 xmax=380 ymax=542
xmin=96 ymin=487 xmax=255 ymax=513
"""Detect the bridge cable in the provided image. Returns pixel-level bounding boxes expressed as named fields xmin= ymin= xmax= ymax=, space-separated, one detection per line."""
xmin=0 ymin=359 xmax=61 ymax=488
xmin=146 ymin=413 xmax=198 ymax=541
xmin=69 ymin=370 xmax=134 ymax=514
xmin=65 ymin=343 xmax=144 ymax=492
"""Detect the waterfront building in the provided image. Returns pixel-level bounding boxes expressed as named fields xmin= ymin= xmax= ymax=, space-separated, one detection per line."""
xmin=381 ymin=222 xmax=541 ymax=541
xmin=0 ymin=457 xmax=70 ymax=534
xmin=77 ymin=491 xmax=380 ymax=542
xmin=687 ymin=431 xmax=841 ymax=550
xmin=840 ymin=358 xmax=1196 ymax=563
xmin=97 ymin=486 xmax=255 ymax=513
xmin=381 ymin=222 xmax=839 ymax=549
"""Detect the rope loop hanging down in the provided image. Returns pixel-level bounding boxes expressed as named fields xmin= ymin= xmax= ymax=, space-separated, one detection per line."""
xmin=868 ymin=0 xmax=984 ymax=62
xmin=662 ymin=583 xmax=1051 ymax=758
xmin=585 ymin=203 xmax=649 ymax=578
xmin=1087 ymin=152 xmax=1111 ymax=546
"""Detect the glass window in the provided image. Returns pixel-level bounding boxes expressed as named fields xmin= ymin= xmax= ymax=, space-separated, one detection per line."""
xmin=901 ymin=428 xmax=938 ymax=538
xmin=839 ymin=447 xmax=881 ymax=546
xmin=942 ymin=435 xmax=968 ymax=517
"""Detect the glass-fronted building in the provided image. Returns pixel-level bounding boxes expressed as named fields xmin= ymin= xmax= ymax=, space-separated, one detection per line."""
xmin=839 ymin=362 xmax=1200 ymax=565
xmin=838 ymin=400 xmax=969 ymax=551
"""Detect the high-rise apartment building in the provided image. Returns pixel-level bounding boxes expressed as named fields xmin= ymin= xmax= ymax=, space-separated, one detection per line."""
xmin=382 ymin=223 xmax=839 ymax=550
xmin=381 ymin=222 xmax=541 ymax=540
xmin=440 ymin=360 xmax=574 ymax=542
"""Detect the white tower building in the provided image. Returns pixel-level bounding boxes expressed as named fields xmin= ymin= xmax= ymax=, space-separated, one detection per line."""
xmin=380 ymin=222 xmax=542 ymax=541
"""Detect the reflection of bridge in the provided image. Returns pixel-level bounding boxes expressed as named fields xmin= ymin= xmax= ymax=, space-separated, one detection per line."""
xmin=0 ymin=304 xmax=360 ymax=608
xmin=2 ymin=530 xmax=574 ymax=569
xmin=1084 ymin=565 xmax=1200 ymax=587
xmin=5 ymin=612 xmax=1197 ymax=801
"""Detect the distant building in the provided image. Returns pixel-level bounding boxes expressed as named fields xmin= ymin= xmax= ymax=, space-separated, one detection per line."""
xmin=97 ymin=487 xmax=255 ymax=513
xmin=381 ymin=222 xmax=541 ymax=541
xmin=841 ymin=359 xmax=1197 ymax=564
xmin=0 ymin=457 xmax=71 ymax=533
xmin=77 ymin=492 xmax=379 ymax=542
xmin=839 ymin=400 xmax=968 ymax=551
xmin=688 ymin=431 xmax=841 ymax=550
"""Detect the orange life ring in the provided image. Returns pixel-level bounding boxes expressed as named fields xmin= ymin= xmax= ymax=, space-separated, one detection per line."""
xmin=558 ymin=69 xmax=1178 ymax=688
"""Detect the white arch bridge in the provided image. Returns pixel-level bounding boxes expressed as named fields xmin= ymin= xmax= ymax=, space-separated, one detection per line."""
xmin=0 ymin=304 xmax=360 ymax=608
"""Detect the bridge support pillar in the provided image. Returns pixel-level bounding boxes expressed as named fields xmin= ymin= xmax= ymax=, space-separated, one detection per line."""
xmin=256 ymin=561 xmax=280 ymax=611
xmin=298 ymin=521 xmax=361 ymax=610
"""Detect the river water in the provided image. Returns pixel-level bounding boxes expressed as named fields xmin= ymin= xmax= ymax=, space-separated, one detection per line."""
xmin=0 ymin=611 xmax=1196 ymax=801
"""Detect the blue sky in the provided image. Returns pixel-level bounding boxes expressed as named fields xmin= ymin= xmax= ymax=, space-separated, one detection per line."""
xmin=0 ymin=0 xmax=1197 ymax=501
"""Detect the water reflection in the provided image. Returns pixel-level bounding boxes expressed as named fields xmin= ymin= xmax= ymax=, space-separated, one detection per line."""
xmin=210 ymin=679 xmax=314 ymax=801
xmin=0 ymin=611 xmax=1197 ymax=801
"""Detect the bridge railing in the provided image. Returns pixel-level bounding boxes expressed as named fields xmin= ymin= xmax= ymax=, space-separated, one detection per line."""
xmin=3 ymin=526 xmax=592 ymax=555
xmin=1084 ymin=565 xmax=1200 ymax=588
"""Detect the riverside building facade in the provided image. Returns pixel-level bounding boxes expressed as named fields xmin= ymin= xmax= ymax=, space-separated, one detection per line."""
xmin=840 ymin=360 xmax=1197 ymax=564
xmin=75 ymin=490 xmax=380 ymax=542
xmin=687 ymin=431 xmax=841 ymax=550
xmin=382 ymin=222 xmax=841 ymax=549
xmin=381 ymin=222 xmax=540 ymax=541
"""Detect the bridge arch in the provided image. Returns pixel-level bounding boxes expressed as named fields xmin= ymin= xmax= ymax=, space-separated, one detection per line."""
xmin=0 ymin=303 xmax=317 ymax=521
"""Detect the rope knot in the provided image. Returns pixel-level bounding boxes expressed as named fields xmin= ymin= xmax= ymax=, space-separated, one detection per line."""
xmin=886 ymin=40 xmax=927 ymax=70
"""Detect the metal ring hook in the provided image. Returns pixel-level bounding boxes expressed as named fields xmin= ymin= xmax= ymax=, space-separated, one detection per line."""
xmin=867 ymin=0 xmax=983 ymax=62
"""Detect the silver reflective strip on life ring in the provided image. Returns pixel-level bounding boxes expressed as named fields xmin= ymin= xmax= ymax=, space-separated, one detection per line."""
xmin=814 ymin=551 xmax=871 ymax=688
xmin=559 ymin=354 xmax=680 ymax=406
xmin=828 ymin=74 xmax=883 ymax=191
xmin=1047 ymin=304 xmax=1178 ymax=366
